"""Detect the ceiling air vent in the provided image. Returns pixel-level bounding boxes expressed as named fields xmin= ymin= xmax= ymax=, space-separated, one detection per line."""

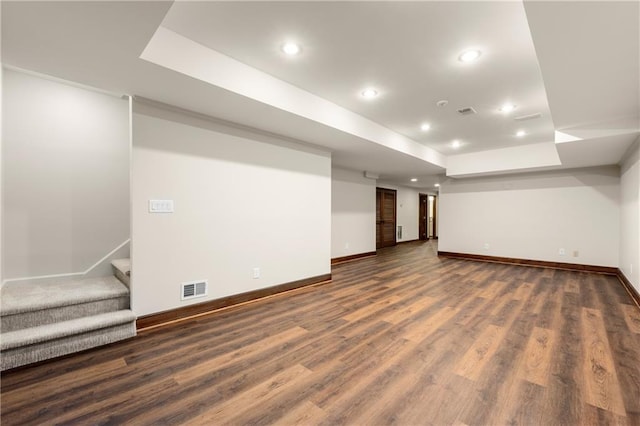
xmin=457 ymin=107 xmax=477 ymax=116
xmin=181 ymin=280 xmax=208 ymax=300
xmin=514 ymin=112 xmax=542 ymax=121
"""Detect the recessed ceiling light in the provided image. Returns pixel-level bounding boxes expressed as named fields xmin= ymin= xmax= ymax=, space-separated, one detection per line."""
xmin=500 ymin=103 xmax=516 ymax=113
xmin=434 ymin=183 xmax=441 ymax=187
xmin=281 ymin=42 xmax=301 ymax=56
xmin=420 ymin=123 xmax=431 ymax=131
xmin=452 ymin=140 xmax=461 ymax=149
xmin=361 ymin=88 xmax=379 ymax=99
xmin=410 ymin=178 xmax=418 ymax=182
xmin=459 ymin=49 xmax=481 ymax=62
xmin=516 ymin=130 xmax=527 ymax=137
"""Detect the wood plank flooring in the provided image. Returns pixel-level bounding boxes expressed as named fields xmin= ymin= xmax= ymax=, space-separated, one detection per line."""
xmin=2 ymin=241 xmax=640 ymax=425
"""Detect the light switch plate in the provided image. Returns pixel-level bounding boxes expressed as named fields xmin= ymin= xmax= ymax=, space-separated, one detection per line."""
xmin=149 ymin=199 xmax=174 ymax=213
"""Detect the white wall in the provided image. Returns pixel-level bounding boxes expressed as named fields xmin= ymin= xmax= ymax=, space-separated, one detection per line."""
xmin=2 ymin=69 xmax=130 ymax=280
xmin=447 ymin=142 xmax=561 ymax=177
xmin=620 ymin=139 xmax=640 ymax=291
xmin=331 ymin=167 xmax=376 ymax=258
xmin=439 ymin=166 xmax=620 ymax=267
xmin=0 ymin=47 xmax=4 ymax=284
xmin=377 ymin=182 xmax=421 ymax=242
xmin=132 ymin=102 xmax=331 ymax=316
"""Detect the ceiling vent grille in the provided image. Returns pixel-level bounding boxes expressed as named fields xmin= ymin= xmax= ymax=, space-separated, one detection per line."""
xmin=181 ymin=280 xmax=208 ymax=300
xmin=514 ymin=112 xmax=542 ymax=121
xmin=456 ymin=107 xmax=477 ymax=116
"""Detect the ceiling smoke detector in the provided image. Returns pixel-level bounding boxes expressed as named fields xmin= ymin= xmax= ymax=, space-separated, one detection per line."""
xmin=457 ymin=107 xmax=477 ymax=115
xmin=436 ymin=100 xmax=449 ymax=107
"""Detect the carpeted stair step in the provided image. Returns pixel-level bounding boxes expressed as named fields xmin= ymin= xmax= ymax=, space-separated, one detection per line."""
xmin=1 ymin=310 xmax=136 ymax=371
xmin=1 ymin=276 xmax=130 ymax=332
xmin=111 ymin=258 xmax=131 ymax=287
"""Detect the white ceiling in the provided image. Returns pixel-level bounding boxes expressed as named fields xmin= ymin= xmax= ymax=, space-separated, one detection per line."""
xmin=161 ymin=1 xmax=555 ymax=155
xmin=2 ymin=1 xmax=639 ymax=188
xmin=524 ymin=1 xmax=640 ymax=132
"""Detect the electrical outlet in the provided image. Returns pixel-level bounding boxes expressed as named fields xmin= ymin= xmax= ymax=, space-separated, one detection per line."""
xmin=483 ymin=243 xmax=490 ymax=250
xmin=344 ymin=242 xmax=349 ymax=249
xmin=559 ymin=248 xmax=565 ymax=256
xmin=253 ymin=267 xmax=260 ymax=279
xmin=572 ymin=250 xmax=579 ymax=257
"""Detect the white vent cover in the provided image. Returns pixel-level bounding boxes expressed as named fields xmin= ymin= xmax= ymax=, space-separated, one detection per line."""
xmin=456 ymin=107 xmax=477 ymax=115
xmin=181 ymin=280 xmax=208 ymax=300
xmin=514 ymin=112 xmax=542 ymax=121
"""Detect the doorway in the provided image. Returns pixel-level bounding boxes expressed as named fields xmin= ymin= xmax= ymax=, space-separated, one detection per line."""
xmin=419 ymin=194 xmax=429 ymax=240
xmin=376 ymin=188 xmax=397 ymax=249
xmin=419 ymin=194 xmax=438 ymax=240
xmin=430 ymin=195 xmax=438 ymax=239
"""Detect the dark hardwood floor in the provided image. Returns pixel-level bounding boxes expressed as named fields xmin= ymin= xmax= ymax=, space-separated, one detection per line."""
xmin=2 ymin=241 xmax=640 ymax=425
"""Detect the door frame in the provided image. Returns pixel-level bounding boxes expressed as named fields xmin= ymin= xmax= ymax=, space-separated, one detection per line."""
xmin=419 ymin=193 xmax=429 ymax=241
xmin=432 ymin=194 xmax=438 ymax=239
xmin=376 ymin=187 xmax=397 ymax=249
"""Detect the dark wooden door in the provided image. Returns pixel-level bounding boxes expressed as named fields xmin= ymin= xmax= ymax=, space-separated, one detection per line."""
xmin=419 ymin=194 xmax=428 ymax=240
xmin=376 ymin=188 xmax=397 ymax=249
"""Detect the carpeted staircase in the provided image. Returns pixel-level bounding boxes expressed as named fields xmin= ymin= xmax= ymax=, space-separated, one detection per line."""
xmin=0 ymin=259 xmax=135 ymax=371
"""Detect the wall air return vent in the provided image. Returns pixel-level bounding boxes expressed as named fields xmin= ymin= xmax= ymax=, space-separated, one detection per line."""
xmin=456 ymin=107 xmax=477 ymax=116
xmin=181 ymin=280 xmax=208 ymax=300
xmin=514 ymin=112 xmax=542 ymax=121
